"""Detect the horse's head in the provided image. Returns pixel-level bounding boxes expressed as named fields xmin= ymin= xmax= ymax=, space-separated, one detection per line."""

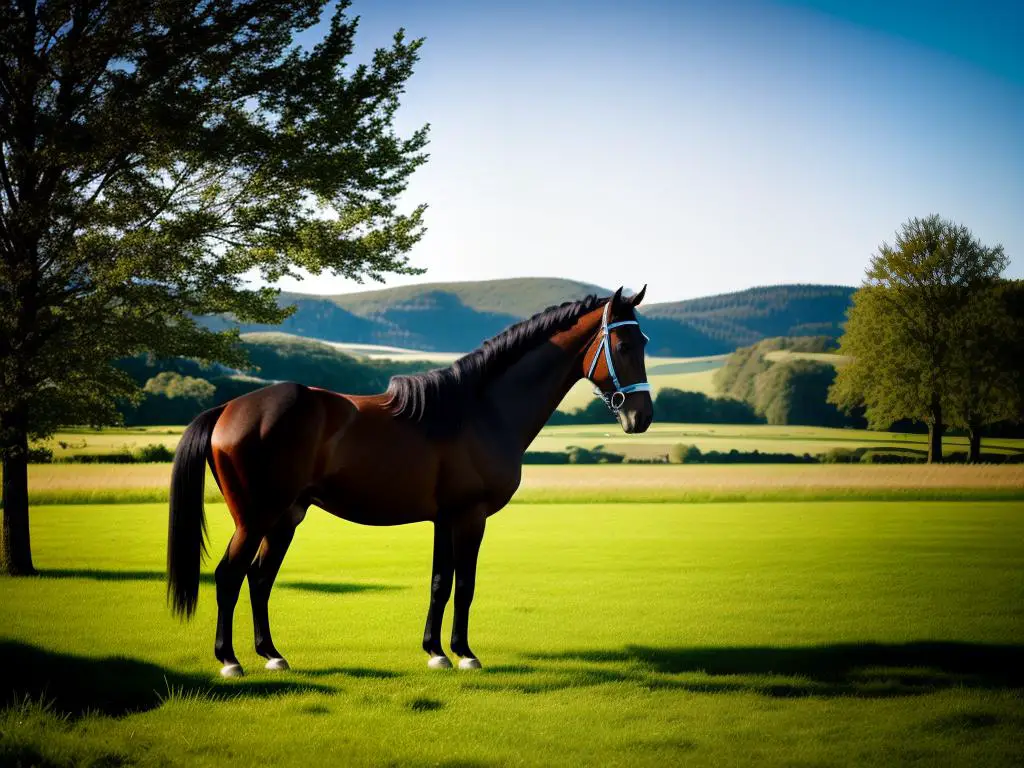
xmin=583 ymin=286 xmax=654 ymax=434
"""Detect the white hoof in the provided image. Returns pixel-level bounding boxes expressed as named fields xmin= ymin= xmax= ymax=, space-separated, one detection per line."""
xmin=265 ymin=657 xmax=290 ymax=671
xmin=427 ymin=655 xmax=453 ymax=670
xmin=458 ymin=657 xmax=482 ymax=670
xmin=220 ymin=663 xmax=244 ymax=678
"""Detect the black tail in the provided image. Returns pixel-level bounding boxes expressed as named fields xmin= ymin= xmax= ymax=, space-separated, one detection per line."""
xmin=167 ymin=404 xmax=225 ymax=619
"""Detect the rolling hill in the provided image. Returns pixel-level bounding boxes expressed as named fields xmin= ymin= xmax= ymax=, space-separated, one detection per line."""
xmin=203 ymin=279 xmax=856 ymax=356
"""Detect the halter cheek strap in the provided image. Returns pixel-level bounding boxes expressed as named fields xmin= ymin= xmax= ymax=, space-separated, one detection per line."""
xmin=585 ymin=301 xmax=652 ymax=412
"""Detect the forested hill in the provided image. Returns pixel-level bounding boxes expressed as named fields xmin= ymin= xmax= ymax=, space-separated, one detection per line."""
xmin=204 ymin=279 xmax=856 ymax=356
xmin=642 ymin=284 xmax=857 ymax=349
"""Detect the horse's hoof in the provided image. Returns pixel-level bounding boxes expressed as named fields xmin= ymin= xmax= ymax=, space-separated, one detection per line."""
xmin=427 ymin=655 xmax=453 ymax=670
xmin=265 ymin=657 xmax=290 ymax=671
xmin=458 ymin=657 xmax=482 ymax=670
xmin=220 ymin=663 xmax=244 ymax=678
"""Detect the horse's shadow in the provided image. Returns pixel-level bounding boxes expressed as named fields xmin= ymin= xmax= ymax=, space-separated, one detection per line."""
xmin=0 ymin=640 xmax=332 ymax=718
xmin=467 ymin=642 xmax=1024 ymax=698
xmin=37 ymin=568 xmax=402 ymax=595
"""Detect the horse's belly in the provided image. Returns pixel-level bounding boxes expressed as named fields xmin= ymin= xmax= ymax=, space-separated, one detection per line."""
xmin=310 ymin=476 xmax=437 ymax=527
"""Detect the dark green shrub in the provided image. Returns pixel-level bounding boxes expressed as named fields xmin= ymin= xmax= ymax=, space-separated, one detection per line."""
xmin=668 ymin=444 xmax=702 ymax=464
xmin=819 ymin=447 xmax=861 ymax=463
xmin=134 ymin=443 xmax=175 ymax=462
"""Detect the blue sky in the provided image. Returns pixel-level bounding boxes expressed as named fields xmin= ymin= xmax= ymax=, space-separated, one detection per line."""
xmin=280 ymin=0 xmax=1024 ymax=304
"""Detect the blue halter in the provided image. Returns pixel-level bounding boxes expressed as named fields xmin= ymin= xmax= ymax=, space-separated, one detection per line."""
xmin=585 ymin=300 xmax=652 ymax=413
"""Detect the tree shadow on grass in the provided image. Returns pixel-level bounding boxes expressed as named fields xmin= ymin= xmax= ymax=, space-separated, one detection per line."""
xmin=0 ymin=640 xmax=333 ymax=718
xmin=36 ymin=568 xmax=402 ymax=595
xmin=471 ymin=642 xmax=1024 ymax=698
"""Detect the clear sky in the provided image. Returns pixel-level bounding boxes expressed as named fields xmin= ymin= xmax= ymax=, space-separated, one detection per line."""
xmin=278 ymin=0 xmax=1024 ymax=305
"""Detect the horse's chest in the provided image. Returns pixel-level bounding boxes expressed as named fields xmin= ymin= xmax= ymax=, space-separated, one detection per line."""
xmin=437 ymin=442 xmax=522 ymax=513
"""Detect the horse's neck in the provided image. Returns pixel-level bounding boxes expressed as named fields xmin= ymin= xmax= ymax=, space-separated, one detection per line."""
xmin=484 ymin=313 xmax=599 ymax=452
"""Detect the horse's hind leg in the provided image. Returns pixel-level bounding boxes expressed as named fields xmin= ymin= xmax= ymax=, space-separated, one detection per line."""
xmin=248 ymin=505 xmax=306 ymax=671
xmin=422 ymin=519 xmax=455 ymax=669
xmin=214 ymin=525 xmax=264 ymax=677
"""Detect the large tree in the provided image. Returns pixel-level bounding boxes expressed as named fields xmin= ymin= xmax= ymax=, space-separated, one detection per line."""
xmin=829 ymin=215 xmax=1007 ymax=462
xmin=0 ymin=1 xmax=428 ymax=574
xmin=944 ymin=281 xmax=1024 ymax=462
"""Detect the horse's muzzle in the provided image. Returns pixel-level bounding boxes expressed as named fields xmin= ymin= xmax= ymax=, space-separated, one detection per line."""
xmin=617 ymin=395 xmax=653 ymax=434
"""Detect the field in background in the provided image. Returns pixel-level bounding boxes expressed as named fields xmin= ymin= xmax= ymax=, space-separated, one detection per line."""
xmin=557 ymin=354 xmax=727 ymax=411
xmin=12 ymin=462 xmax=1024 ymax=507
xmin=31 ymin=422 xmax=1024 ymax=464
xmin=2 ymin=500 xmax=1022 ymax=766
xmin=534 ymin=423 xmax=1024 ymax=460
xmin=763 ymin=350 xmax=850 ymax=365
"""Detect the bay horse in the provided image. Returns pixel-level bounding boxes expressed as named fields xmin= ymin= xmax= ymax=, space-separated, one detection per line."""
xmin=167 ymin=287 xmax=654 ymax=677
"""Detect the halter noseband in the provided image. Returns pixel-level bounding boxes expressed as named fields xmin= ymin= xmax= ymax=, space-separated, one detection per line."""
xmin=585 ymin=300 xmax=652 ymax=413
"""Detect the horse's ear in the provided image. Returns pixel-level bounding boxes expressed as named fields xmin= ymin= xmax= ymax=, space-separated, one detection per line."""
xmin=630 ymin=284 xmax=647 ymax=307
xmin=611 ymin=286 xmax=624 ymax=308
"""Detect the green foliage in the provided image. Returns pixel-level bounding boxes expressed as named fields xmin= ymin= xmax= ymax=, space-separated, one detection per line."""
xmin=712 ymin=337 xmax=856 ymax=427
xmin=944 ymin=281 xmax=1024 ymax=433
xmin=643 ymin=285 xmax=855 ymax=348
xmin=143 ymin=373 xmax=216 ymax=403
xmin=0 ymin=0 xmax=428 ymax=444
xmin=819 ymin=448 xmax=860 ymax=464
xmin=859 ymin=449 xmax=926 ymax=465
xmin=668 ymin=444 xmax=702 ymax=464
xmin=115 ymin=335 xmax=436 ymax=425
xmin=829 ymin=216 xmax=1010 ymax=462
xmin=654 ymin=389 xmax=762 ymax=424
xmin=753 ymin=360 xmax=850 ymax=427
xmin=664 ymin=446 xmax=817 ymax=464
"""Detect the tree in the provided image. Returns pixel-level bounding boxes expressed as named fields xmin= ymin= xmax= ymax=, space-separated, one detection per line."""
xmin=829 ymin=215 xmax=1007 ymax=462
xmin=0 ymin=1 xmax=428 ymax=574
xmin=753 ymin=359 xmax=850 ymax=427
xmin=945 ymin=281 xmax=1024 ymax=462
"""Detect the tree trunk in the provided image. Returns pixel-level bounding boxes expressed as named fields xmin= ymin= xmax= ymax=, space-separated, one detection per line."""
xmin=968 ymin=426 xmax=982 ymax=464
xmin=926 ymin=395 xmax=944 ymax=464
xmin=1 ymin=406 xmax=36 ymax=575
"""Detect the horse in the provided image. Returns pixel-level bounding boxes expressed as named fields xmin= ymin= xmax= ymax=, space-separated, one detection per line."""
xmin=167 ymin=286 xmax=654 ymax=677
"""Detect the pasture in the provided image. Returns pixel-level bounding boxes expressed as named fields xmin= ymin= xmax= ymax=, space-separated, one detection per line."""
xmin=38 ymin=421 xmax=1024 ymax=464
xmin=2 ymin=497 xmax=1023 ymax=766
xmin=534 ymin=423 xmax=1024 ymax=461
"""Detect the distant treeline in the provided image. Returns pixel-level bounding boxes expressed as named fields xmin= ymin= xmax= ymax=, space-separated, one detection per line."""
xmin=116 ymin=336 xmax=434 ymax=426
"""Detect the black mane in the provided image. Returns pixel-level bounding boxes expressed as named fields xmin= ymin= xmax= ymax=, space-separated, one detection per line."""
xmin=384 ymin=294 xmax=608 ymax=434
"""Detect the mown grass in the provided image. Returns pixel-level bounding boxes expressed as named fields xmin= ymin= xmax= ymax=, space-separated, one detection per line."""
xmin=2 ymin=500 xmax=1023 ymax=766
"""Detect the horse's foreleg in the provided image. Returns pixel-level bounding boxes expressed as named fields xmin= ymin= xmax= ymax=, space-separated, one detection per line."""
xmin=450 ymin=510 xmax=486 ymax=669
xmin=247 ymin=506 xmax=305 ymax=671
xmin=214 ymin=526 xmax=264 ymax=677
xmin=422 ymin=519 xmax=454 ymax=669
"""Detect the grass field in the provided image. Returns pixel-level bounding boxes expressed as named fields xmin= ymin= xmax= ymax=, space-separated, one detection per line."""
xmin=41 ymin=419 xmax=1024 ymax=465
xmin=2 ymin=499 xmax=1022 ymax=766
xmin=534 ymin=423 xmax=1024 ymax=460
xmin=12 ymin=463 xmax=1024 ymax=506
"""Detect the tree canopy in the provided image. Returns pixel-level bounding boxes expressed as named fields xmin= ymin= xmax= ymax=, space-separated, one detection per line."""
xmin=0 ymin=0 xmax=428 ymax=573
xmin=829 ymin=215 xmax=1009 ymax=462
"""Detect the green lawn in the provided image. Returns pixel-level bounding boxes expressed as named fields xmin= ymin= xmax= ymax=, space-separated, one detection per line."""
xmin=2 ymin=500 xmax=1022 ymax=766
